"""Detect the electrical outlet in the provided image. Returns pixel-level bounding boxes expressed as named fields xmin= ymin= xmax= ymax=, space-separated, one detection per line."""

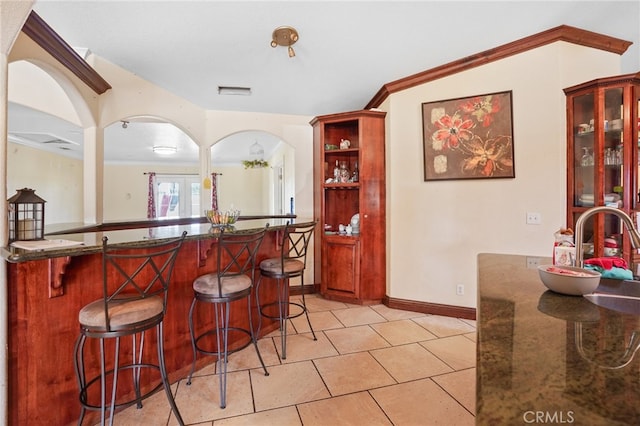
xmin=456 ymin=284 xmax=464 ymax=296
xmin=526 ymin=257 xmax=541 ymax=269
xmin=526 ymin=212 xmax=541 ymax=225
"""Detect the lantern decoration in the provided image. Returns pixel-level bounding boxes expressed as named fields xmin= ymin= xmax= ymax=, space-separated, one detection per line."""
xmin=8 ymin=188 xmax=46 ymax=243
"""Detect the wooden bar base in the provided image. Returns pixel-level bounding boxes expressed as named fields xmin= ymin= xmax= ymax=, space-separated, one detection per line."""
xmin=7 ymin=231 xmax=282 ymax=426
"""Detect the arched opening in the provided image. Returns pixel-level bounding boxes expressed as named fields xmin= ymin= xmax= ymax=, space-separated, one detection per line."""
xmin=102 ymin=117 xmax=200 ymax=221
xmin=7 ymin=60 xmax=86 ymax=224
xmin=210 ymin=130 xmax=295 ymax=216
xmin=8 ymin=61 xmax=204 ymax=223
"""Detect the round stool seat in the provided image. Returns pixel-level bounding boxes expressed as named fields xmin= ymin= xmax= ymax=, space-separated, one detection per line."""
xmin=79 ymin=296 xmax=163 ymax=331
xmin=193 ymin=273 xmax=251 ymax=297
xmin=259 ymin=258 xmax=304 ymax=276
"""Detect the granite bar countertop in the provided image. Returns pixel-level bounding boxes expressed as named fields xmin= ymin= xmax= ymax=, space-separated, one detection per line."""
xmin=2 ymin=217 xmax=314 ymax=263
xmin=477 ymin=253 xmax=640 ymax=426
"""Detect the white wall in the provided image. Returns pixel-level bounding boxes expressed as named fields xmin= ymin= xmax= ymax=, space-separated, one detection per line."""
xmin=7 ymin=141 xmax=83 ymax=224
xmin=103 ymin=164 xmax=199 ymax=221
xmin=211 ymin=164 xmax=266 ymax=215
xmin=383 ymin=42 xmax=622 ymax=308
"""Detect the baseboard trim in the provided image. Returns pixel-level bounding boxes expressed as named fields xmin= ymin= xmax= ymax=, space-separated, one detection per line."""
xmin=289 ymin=283 xmax=320 ymax=296
xmin=289 ymin=285 xmax=476 ymax=320
xmin=383 ymin=295 xmax=476 ymax=320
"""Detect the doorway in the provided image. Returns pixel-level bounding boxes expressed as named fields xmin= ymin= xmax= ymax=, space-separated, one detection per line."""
xmin=155 ymin=175 xmax=200 ymax=218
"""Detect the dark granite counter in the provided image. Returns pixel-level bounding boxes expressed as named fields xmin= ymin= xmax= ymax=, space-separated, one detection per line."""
xmin=477 ymin=253 xmax=640 ymax=426
xmin=2 ymin=217 xmax=313 ymax=263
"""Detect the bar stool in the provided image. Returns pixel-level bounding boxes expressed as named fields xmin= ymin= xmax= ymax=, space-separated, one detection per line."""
xmin=256 ymin=221 xmax=317 ymax=359
xmin=186 ymin=226 xmax=269 ymax=409
xmin=73 ymin=231 xmax=187 ymax=426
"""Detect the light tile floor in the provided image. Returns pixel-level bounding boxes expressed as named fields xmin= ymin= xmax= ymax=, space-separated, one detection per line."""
xmin=113 ymin=294 xmax=476 ymax=425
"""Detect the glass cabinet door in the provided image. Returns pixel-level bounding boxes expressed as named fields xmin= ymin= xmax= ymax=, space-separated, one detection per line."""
xmin=569 ymin=87 xmax=626 ymax=258
xmin=603 ymin=87 xmax=624 ymax=206
xmin=572 ymin=93 xmax=595 ymax=208
xmin=635 ymin=89 xmax=640 ymax=210
xmin=602 ymin=88 xmax=625 ymax=252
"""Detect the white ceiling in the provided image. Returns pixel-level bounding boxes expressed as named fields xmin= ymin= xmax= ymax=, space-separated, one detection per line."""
xmin=9 ymin=1 xmax=640 ymax=164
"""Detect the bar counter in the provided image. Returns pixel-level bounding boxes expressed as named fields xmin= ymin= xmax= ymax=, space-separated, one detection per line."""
xmin=2 ymin=217 xmax=315 ymax=426
xmin=477 ymin=253 xmax=640 ymax=425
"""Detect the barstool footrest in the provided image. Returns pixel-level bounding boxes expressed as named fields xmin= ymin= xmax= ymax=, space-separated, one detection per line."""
xmin=259 ymin=301 xmax=307 ymax=321
xmin=193 ymin=327 xmax=254 ymax=357
xmin=78 ymin=363 xmax=163 ymax=413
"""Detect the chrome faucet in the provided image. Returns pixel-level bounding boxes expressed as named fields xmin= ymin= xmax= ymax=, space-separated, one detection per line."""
xmin=574 ymin=206 xmax=640 ymax=267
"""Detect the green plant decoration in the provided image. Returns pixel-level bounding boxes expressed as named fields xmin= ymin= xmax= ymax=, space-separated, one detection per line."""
xmin=242 ymin=159 xmax=269 ymax=169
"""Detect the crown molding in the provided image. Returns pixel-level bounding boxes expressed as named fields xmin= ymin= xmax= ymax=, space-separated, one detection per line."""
xmin=21 ymin=11 xmax=111 ymax=94
xmin=365 ymin=25 xmax=633 ymax=110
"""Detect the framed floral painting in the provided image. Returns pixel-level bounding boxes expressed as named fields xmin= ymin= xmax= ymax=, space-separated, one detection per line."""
xmin=422 ymin=91 xmax=515 ymax=181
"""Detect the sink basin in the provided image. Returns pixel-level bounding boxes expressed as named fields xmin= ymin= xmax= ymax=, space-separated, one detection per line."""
xmin=583 ymin=279 xmax=640 ymax=315
xmin=584 ymin=293 xmax=640 ymax=316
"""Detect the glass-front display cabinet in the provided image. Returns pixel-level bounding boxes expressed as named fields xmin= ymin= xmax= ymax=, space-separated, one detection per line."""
xmin=564 ymin=72 xmax=640 ymax=268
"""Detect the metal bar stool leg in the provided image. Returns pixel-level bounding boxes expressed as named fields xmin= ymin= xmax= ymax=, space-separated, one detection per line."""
xmin=99 ymin=338 xmax=107 ymax=425
xmin=74 ymin=335 xmax=88 ymax=426
xmin=300 ymin=277 xmax=317 ymax=341
xmin=108 ymin=337 xmax=121 ymax=426
xmin=186 ymin=298 xmax=198 ymax=385
xmin=247 ymin=294 xmax=269 ymax=375
xmin=254 ymin=275 xmax=264 ymax=338
xmin=157 ymin=322 xmax=185 ymax=426
xmin=219 ymin=302 xmax=229 ymax=409
xmin=132 ymin=333 xmax=143 ymax=409
xmin=278 ymin=278 xmax=289 ymax=359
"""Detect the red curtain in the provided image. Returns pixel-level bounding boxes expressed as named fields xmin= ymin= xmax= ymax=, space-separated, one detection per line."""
xmin=211 ymin=173 xmax=219 ymax=211
xmin=147 ymin=172 xmax=156 ymax=218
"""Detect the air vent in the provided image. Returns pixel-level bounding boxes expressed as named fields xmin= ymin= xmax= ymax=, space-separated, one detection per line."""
xmin=218 ymin=86 xmax=252 ymax=96
xmin=8 ymin=132 xmax=79 ymax=146
xmin=42 ymin=139 xmax=73 ymax=145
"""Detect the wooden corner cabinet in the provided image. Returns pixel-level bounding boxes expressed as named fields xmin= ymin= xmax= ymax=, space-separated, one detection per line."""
xmin=564 ymin=72 xmax=640 ymax=269
xmin=311 ymin=110 xmax=386 ymax=304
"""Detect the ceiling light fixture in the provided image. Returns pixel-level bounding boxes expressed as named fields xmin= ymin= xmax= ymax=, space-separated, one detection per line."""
xmin=249 ymin=141 xmax=265 ymax=159
xmin=270 ymin=26 xmax=298 ymax=58
xmin=153 ymin=146 xmax=177 ymax=155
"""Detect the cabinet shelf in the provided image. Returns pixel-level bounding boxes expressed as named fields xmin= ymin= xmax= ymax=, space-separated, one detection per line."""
xmin=576 ymin=165 xmax=623 ymax=169
xmin=325 ymin=148 xmax=359 ymax=155
xmin=576 ymin=130 xmax=624 ymax=137
xmin=324 ymin=232 xmax=360 ymax=239
xmin=323 ymin=183 xmax=359 ymax=189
